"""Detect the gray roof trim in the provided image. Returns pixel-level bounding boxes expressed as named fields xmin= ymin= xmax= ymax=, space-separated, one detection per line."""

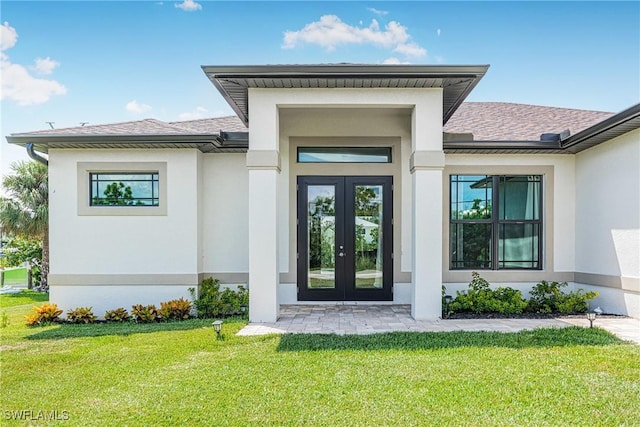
xmin=202 ymin=64 xmax=489 ymax=125
xmin=444 ymin=140 xmax=564 ymax=154
xmin=5 ymin=134 xmax=230 ymax=154
xmin=560 ymin=103 xmax=640 ymax=153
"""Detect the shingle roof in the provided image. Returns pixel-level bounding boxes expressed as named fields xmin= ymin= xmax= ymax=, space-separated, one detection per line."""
xmin=10 ymin=103 xmax=615 ymax=142
xmin=167 ymin=116 xmax=246 ymax=133
xmin=444 ymin=102 xmax=613 ymax=141
xmin=10 ymin=116 xmax=243 ymax=137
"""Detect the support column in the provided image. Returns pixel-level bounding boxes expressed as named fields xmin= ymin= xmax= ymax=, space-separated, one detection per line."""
xmin=410 ymin=93 xmax=444 ymax=320
xmin=247 ymin=150 xmax=280 ymax=322
xmin=411 ymin=152 xmax=444 ymax=319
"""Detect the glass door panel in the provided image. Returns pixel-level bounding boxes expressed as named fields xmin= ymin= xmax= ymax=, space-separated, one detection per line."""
xmin=307 ymin=185 xmax=336 ymax=289
xmin=354 ymin=185 xmax=384 ymax=289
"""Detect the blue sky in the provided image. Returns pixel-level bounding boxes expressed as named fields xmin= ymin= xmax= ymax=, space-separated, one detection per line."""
xmin=1 ymin=1 xmax=639 ymax=169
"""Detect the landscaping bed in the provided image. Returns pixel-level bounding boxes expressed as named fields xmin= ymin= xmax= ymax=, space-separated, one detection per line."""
xmin=446 ymin=312 xmax=626 ymax=320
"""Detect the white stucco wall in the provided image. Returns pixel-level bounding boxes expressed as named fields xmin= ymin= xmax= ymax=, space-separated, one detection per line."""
xmin=48 ymin=148 xmax=202 ymax=315
xmin=575 ymin=129 xmax=640 ymax=277
xmin=575 ymin=129 xmax=640 ymax=316
xmin=201 ymin=154 xmax=249 ymax=273
xmin=49 ymin=149 xmax=201 ymax=274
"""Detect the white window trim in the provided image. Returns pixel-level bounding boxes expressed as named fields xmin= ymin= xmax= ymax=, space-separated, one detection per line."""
xmin=77 ymin=162 xmax=167 ymax=216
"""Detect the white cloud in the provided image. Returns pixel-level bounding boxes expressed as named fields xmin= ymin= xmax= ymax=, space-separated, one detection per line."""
xmin=175 ymin=0 xmax=202 ymax=12
xmin=382 ymin=57 xmax=410 ymax=65
xmin=1 ymin=22 xmax=18 ymax=50
xmin=0 ymin=22 xmax=67 ymax=106
xmin=178 ymin=106 xmax=208 ymax=120
xmin=33 ymin=57 xmax=60 ymax=75
xmin=437 ymin=28 xmax=441 ymax=37
xmin=125 ymin=100 xmax=152 ymax=114
xmin=282 ymin=15 xmax=426 ymax=60
xmin=393 ymin=42 xmax=427 ymax=58
xmin=367 ymin=7 xmax=389 ymax=16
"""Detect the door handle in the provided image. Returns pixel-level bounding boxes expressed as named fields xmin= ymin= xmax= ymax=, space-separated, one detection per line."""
xmin=338 ymin=252 xmax=346 ymax=257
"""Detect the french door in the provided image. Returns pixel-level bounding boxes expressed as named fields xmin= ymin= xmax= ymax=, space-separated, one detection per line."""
xmin=297 ymin=176 xmax=393 ymax=301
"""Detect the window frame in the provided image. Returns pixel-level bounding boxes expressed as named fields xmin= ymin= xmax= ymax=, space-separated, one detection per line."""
xmin=89 ymin=172 xmax=160 ymax=207
xmin=77 ymin=162 xmax=167 ymax=216
xmin=297 ymin=147 xmax=392 ymax=163
xmin=449 ymin=174 xmax=543 ymax=271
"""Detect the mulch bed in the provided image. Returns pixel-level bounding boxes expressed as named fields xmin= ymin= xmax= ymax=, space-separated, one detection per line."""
xmin=445 ymin=312 xmax=625 ymax=320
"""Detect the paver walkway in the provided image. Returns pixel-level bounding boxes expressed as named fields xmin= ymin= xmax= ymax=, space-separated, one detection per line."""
xmin=237 ymin=304 xmax=640 ymax=344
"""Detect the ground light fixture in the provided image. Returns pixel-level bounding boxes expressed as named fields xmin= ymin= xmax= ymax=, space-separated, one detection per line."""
xmin=212 ymin=320 xmax=223 ymax=338
xmin=586 ymin=312 xmax=597 ymax=328
xmin=444 ymin=295 xmax=453 ymax=318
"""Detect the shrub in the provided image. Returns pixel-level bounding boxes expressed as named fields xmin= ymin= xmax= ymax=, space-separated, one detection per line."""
xmin=25 ymin=303 xmax=63 ymax=326
xmin=131 ymin=304 xmax=158 ymax=323
xmin=157 ymin=298 xmax=192 ymax=321
xmin=104 ymin=307 xmax=130 ymax=322
xmin=66 ymin=307 xmax=97 ymax=324
xmin=189 ymin=278 xmax=248 ymax=318
xmin=528 ymin=281 xmax=598 ymax=314
xmin=449 ymin=272 xmax=527 ymax=315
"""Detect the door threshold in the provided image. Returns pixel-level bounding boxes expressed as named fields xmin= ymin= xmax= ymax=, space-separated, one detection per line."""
xmin=288 ymin=301 xmax=397 ymax=306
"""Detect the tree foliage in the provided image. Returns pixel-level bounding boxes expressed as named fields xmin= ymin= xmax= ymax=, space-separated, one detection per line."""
xmin=0 ymin=161 xmax=49 ymax=290
xmin=92 ymin=182 xmax=135 ymax=206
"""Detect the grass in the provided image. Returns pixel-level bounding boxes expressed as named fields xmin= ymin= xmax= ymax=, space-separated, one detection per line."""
xmin=0 ymin=290 xmax=48 ymax=308
xmin=1 ymin=295 xmax=639 ymax=426
xmin=2 ymin=267 xmax=27 ymax=286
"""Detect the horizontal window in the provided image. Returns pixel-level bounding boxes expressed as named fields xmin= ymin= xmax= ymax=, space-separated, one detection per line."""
xmin=90 ymin=173 xmax=159 ymax=206
xmin=450 ymin=175 xmax=542 ymax=270
xmin=297 ymin=147 xmax=392 ymax=163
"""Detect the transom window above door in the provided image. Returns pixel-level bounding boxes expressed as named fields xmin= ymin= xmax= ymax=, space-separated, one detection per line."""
xmin=450 ymin=174 xmax=543 ymax=270
xmin=297 ymin=147 xmax=392 ymax=163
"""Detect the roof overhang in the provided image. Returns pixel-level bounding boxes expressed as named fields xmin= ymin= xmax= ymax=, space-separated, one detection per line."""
xmin=202 ymin=64 xmax=490 ymax=126
xmin=443 ymin=140 xmax=564 ymax=154
xmin=5 ymin=134 xmax=247 ymax=154
xmin=560 ymin=103 xmax=640 ymax=153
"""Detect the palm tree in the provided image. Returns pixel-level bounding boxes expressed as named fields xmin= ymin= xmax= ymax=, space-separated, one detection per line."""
xmin=0 ymin=161 xmax=49 ymax=291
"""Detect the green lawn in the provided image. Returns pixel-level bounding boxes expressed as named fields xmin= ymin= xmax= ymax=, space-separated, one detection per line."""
xmin=2 ymin=267 xmax=27 ymax=286
xmin=0 ymin=290 xmax=48 ymax=308
xmin=1 ymin=296 xmax=639 ymax=426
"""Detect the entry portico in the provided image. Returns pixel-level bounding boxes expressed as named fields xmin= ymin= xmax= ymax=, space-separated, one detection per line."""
xmin=204 ymin=65 xmax=489 ymax=322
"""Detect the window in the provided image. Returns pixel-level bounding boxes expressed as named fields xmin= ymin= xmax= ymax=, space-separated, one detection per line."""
xmin=90 ymin=173 xmax=159 ymax=206
xmin=450 ymin=175 xmax=542 ymax=270
xmin=297 ymin=147 xmax=392 ymax=163
xmin=78 ymin=162 xmax=167 ymax=216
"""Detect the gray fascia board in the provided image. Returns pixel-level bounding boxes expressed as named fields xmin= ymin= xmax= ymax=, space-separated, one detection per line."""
xmin=560 ymin=103 xmax=640 ymax=153
xmin=444 ymin=140 xmax=563 ymax=151
xmin=202 ymin=64 xmax=490 ymax=77
xmin=6 ymin=134 xmax=222 ymax=146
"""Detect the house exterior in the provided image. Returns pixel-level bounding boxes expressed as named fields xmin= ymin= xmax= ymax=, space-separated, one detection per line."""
xmin=7 ymin=64 xmax=640 ymax=321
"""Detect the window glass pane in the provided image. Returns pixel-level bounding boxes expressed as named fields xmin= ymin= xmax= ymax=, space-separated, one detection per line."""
xmin=499 ymin=176 xmax=541 ymax=220
xmin=450 ymin=223 xmax=492 ymax=269
xmin=498 ymin=223 xmax=540 ymax=269
xmin=298 ymin=147 xmax=391 ymax=163
xmin=307 ymin=185 xmax=336 ymax=289
xmin=450 ymin=175 xmax=492 ymax=220
xmin=90 ymin=173 xmax=159 ymax=206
